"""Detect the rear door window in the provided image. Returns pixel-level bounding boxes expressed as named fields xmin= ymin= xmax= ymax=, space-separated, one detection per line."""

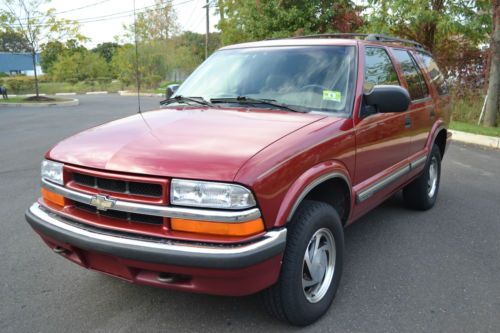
xmin=392 ymin=49 xmax=429 ymax=101
xmin=416 ymin=52 xmax=449 ymax=95
xmin=363 ymin=47 xmax=400 ymax=93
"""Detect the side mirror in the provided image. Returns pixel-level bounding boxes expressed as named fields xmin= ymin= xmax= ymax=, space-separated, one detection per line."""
xmin=363 ymin=85 xmax=410 ymax=115
xmin=166 ymin=84 xmax=180 ymax=99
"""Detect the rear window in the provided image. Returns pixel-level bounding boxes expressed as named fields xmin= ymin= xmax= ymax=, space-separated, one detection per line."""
xmin=417 ymin=52 xmax=449 ymax=95
xmin=392 ymin=49 xmax=429 ymax=101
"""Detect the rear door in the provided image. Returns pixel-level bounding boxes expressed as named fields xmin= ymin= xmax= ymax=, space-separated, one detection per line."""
xmin=390 ymin=48 xmax=434 ymax=157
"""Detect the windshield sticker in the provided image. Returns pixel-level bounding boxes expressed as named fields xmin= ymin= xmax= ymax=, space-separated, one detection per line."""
xmin=323 ymin=90 xmax=342 ymax=102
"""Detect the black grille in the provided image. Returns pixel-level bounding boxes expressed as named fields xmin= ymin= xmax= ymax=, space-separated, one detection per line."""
xmin=72 ymin=172 xmax=163 ymax=198
xmin=74 ymin=201 xmax=164 ymax=225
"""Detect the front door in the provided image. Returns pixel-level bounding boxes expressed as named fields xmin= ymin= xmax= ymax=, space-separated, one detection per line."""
xmin=353 ymin=46 xmax=412 ymax=214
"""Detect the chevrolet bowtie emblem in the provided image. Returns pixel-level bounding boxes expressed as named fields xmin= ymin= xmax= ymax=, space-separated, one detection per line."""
xmin=90 ymin=194 xmax=116 ymax=211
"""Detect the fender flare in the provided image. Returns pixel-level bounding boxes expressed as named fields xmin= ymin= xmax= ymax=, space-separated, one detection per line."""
xmin=272 ymin=161 xmax=353 ymax=228
xmin=426 ymin=120 xmax=447 ymax=152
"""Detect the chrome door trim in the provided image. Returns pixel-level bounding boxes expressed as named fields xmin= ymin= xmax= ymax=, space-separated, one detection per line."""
xmin=356 ymin=154 xmax=428 ymax=203
xmin=356 ymin=165 xmax=410 ymax=203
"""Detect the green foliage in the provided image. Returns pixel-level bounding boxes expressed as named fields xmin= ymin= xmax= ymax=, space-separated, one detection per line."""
xmin=112 ymin=42 xmax=166 ymax=88
xmin=450 ymin=121 xmax=500 ymax=137
xmin=51 ymin=51 xmax=110 ymax=82
xmin=41 ymin=39 xmax=89 ymax=74
xmin=0 ymin=29 xmax=30 ymax=52
xmin=92 ymin=42 xmax=120 ymax=63
xmin=363 ymin=0 xmax=492 ymax=52
xmin=216 ymin=0 xmax=363 ymax=44
xmin=6 ymin=76 xmax=35 ymax=93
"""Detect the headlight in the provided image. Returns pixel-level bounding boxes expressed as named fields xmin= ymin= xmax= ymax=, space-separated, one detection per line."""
xmin=171 ymin=179 xmax=256 ymax=210
xmin=41 ymin=160 xmax=64 ymax=185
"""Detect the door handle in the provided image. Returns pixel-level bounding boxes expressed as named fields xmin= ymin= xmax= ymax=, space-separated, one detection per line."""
xmin=429 ymin=108 xmax=436 ymax=120
xmin=404 ymin=116 xmax=412 ymax=128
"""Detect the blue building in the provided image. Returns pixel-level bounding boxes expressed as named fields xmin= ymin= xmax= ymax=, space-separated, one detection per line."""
xmin=0 ymin=52 xmax=43 ymax=76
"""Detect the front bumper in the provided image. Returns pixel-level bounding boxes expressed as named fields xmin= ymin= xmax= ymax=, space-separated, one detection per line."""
xmin=26 ymin=203 xmax=286 ymax=269
xmin=25 ymin=203 xmax=286 ymax=295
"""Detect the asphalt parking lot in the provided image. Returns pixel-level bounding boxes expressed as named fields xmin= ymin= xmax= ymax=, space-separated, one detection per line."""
xmin=1 ymin=94 xmax=499 ymax=332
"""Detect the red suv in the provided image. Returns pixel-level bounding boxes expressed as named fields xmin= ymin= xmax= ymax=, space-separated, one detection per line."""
xmin=26 ymin=34 xmax=452 ymax=326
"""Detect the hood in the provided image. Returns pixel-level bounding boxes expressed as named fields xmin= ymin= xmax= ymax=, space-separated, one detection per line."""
xmin=48 ymin=107 xmax=327 ymax=181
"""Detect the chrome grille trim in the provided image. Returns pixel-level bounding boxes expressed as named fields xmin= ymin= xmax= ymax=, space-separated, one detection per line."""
xmin=41 ymin=178 xmax=261 ymax=223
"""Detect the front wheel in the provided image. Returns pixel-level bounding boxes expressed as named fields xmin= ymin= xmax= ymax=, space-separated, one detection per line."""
xmin=403 ymin=144 xmax=442 ymax=210
xmin=263 ymin=200 xmax=344 ymax=326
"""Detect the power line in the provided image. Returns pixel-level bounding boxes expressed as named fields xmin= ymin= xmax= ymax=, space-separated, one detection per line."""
xmin=17 ymin=0 xmax=112 ymax=21
xmin=10 ymin=0 xmax=197 ymax=27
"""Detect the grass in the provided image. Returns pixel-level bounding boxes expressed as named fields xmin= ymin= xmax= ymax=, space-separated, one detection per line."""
xmin=450 ymin=121 xmax=500 ymax=137
xmin=37 ymin=81 xmax=123 ymax=94
xmin=0 ymin=96 xmax=69 ymax=103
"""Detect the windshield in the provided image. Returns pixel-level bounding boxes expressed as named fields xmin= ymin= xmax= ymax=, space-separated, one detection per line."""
xmin=175 ymin=46 xmax=357 ymax=114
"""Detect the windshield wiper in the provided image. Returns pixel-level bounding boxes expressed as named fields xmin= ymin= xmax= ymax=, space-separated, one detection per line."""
xmin=160 ymin=95 xmax=215 ymax=107
xmin=210 ymin=96 xmax=308 ymax=113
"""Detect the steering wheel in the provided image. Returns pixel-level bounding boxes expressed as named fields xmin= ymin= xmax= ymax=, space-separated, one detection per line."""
xmin=300 ymin=84 xmax=329 ymax=92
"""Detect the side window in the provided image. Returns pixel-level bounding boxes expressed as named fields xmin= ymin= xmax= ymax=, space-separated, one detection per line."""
xmin=364 ymin=47 xmax=400 ymax=93
xmin=417 ymin=52 xmax=449 ymax=95
xmin=392 ymin=49 xmax=429 ymax=100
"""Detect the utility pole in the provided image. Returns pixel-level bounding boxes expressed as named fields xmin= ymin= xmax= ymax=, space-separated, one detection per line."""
xmin=205 ymin=0 xmax=209 ymax=59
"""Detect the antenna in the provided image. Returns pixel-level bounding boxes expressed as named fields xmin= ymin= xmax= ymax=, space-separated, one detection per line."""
xmin=133 ymin=0 xmax=141 ymax=113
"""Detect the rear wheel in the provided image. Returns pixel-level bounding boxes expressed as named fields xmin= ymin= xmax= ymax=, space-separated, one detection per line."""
xmin=263 ymin=200 xmax=344 ymax=326
xmin=403 ymin=144 xmax=442 ymax=210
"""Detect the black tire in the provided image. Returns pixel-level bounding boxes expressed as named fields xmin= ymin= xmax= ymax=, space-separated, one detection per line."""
xmin=403 ymin=144 xmax=442 ymax=210
xmin=263 ymin=200 xmax=344 ymax=326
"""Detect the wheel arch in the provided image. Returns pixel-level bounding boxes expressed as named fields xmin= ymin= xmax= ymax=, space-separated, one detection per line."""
xmin=274 ymin=162 xmax=353 ymax=228
xmin=427 ymin=122 xmax=448 ymax=158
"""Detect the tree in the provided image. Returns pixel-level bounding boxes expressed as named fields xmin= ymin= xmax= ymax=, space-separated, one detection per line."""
xmin=1 ymin=0 xmax=86 ymax=97
xmin=40 ymin=39 xmax=86 ymax=74
xmin=484 ymin=0 xmax=499 ymax=127
xmin=122 ymin=0 xmax=179 ymax=42
xmin=52 ymin=50 xmax=109 ymax=82
xmin=92 ymin=42 xmax=120 ymax=63
xmin=0 ymin=28 xmax=30 ymax=52
xmin=364 ymin=0 xmax=492 ymax=53
xmin=216 ymin=0 xmax=363 ymax=45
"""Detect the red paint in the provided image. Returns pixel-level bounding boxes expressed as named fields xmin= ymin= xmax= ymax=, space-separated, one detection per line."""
xmin=38 ymin=233 xmax=282 ymax=296
xmin=33 ymin=38 xmax=451 ymax=296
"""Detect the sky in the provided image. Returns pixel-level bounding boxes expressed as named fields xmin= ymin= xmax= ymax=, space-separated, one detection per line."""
xmin=36 ymin=0 xmax=220 ymax=47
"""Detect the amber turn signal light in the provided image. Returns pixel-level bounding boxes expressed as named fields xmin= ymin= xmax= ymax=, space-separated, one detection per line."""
xmin=41 ymin=188 xmax=66 ymax=207
xmin=171 ymin=218 xmax=265 ymax=237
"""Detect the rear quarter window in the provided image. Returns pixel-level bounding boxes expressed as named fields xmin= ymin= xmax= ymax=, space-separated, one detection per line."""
xmin=416 ymin=52 xmax=449 ymax=95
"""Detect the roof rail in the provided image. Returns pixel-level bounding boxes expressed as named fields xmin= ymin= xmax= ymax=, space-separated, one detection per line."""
xmin=292 ymin=33 xmax=369 ymax=40
xmin=365 ymin=34 xmax=423 ymax=49
xmin=291 ymin=33 xmax=424 ymax=49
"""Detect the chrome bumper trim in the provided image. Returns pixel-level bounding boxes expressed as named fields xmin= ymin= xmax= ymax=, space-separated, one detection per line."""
xmin=26 ymin=203 xmax=286 ymax=268
xmin=41 ymin=178 xmax=261 ymax=223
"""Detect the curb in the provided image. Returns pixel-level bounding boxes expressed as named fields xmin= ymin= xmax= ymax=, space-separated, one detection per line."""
xmin=55 ymin=92 xmax=77 ymax=96
xmin=450 ymin=130 xmax=500 ymax=149
xmin=86 ymin=91 xmax=108 ymax=95
xmin=118 ymin=90 xmax=163 ymax=97
xmin=9 ymin=94 xmax=47 ymax=97
xmin=0 ymin=98 xmax=79 ymax=108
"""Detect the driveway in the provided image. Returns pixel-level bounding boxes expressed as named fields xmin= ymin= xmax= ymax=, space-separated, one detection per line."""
xmin=1 ymin=94 xmax=499 ymax=332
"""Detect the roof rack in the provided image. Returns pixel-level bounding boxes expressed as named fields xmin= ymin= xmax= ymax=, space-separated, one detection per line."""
xmin=365 ymin=34 xmax=423 ymax=49
xmin=291 ymin=33 xmax=424 ymax=49
xmin=292 ymin=33 xmax=369 ymax=40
